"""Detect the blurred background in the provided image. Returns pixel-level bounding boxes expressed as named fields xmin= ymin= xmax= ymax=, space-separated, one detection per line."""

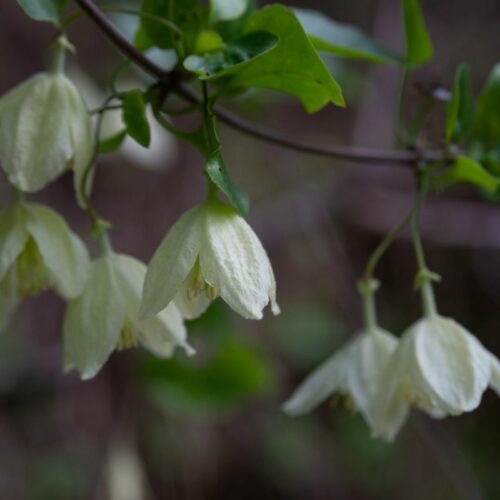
xmin=1 ymin=0 xmax=500 ymax=498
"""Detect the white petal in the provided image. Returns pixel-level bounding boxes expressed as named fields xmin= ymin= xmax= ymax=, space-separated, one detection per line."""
xmin=412 ymin=316 xmax=490 ymax=413
xmin=0 ymin=204 xmax=29 ymax=281
xmin=140 ymin=205 xmax=204 ymax=318
xmin=63 ymin=256 xmax=125 ymax=380
xmin=25 ymin=203 xmax=90 ymax=299
xmin=347 ymin=329 xmax=398 ymax=428
xmin=200 ymin=203 xmax=274 ymax=319
xmin=114 ymin=254 xmax=191 ymax=355
xmin=283 ymin=346 xmax=350 ymax=416
xmin=488 ymin=353 xmax=500 ymax=396
xmin=0 ymin=74 xmax=74 ymax=192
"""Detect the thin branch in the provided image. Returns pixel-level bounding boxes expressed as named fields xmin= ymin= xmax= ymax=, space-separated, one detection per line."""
xmin=176 ymin=86 xmax=443 ymax=165
xmin=73 ymin=0 xmax=447 ymax=166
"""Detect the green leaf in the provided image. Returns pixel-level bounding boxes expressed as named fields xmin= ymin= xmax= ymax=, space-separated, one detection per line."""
xmin=122 ymin=91 xmax=151 ymax=148
xmin=16 ymin=0 xmax=67 ymax=24
xmin=471 ymin=64 xmax=500 ymax=149
xmin=293 ymin=7 xmax=401 ymax=65
xmin=432 ymin=156 xmax=500 ymax=192
xmin=210 ymin=0 xmax=248 ymax=23
xmin=98 ymin=130 xmax=127 ymax=154
xmin=216 ymin=4 xmax=345 ymax=112
xmin=403 ymin=0 xmax=433 ymax=66
xmin=184 ymin=30 xmax=278 ymax=78
xmin=446 ymin=64 xmax=474 ymax=143
xmin=206 ymin=152 xmax=249 ymax=217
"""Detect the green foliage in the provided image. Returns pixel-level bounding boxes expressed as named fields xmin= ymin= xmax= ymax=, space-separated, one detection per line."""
xmin=138 ymin=0 xmax=201 ymax=52
xmin=140 ymin=302 xmax=273 ymax=415
xmin=293 ymin=7 xmax=401 ymax=65
xmin=16 ymin=0 xmax=67 ymax=25
xmin=206 ymin=152 xmax=249 ymax=217
xmin=403 ymin=0 xmax=433 ymax=66
xmin=122 ymin=90 xmax=151 ymax=147
xmin=98 ymin=130 xmax=127 ymax=154
xmin=210 ymin=0 xmax=249 ymax=23
xmin=432 ymin=156 xmax=500 ymax=193
xmin=472 ymin=64 xmax=500 ymax=149
xmin=446 ymin=64 xmax=474 ymax=144
xmin=215 ymin=4 xmax=345 ymax=112
xmin=184 ymin=30 xmax=278 ymax=78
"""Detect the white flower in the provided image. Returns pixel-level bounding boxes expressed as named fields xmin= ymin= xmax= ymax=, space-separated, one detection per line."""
xmin=140 ymin=201 xmax=279 ymax=320
xmin=283 ymin=328 xmax=398 ymax=432
xmin=373 ymin=314 xmax=500 ymax=441
xmin=0 ymin=71 xmax=93 ymax=193
xmin=0 ymin=202 xmax=90 ymax=331
xmin=64 ymin=253 xmax=193 ymax=380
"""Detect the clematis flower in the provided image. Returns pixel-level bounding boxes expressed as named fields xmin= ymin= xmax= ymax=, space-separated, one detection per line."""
xmin=373 ymin=314 xmax=500 ymax=441
xmin=140 ymin=201 xmax=279 ymax=320
xmin=64 ymin=253 xmax=193 ymax=380
xmin=0 ymin=201 xmax=90 ymax=331
xmin=283 ymin=327 xmax=398 ymax=433
xmin=0 ymin=39 xmax=93 ymax=194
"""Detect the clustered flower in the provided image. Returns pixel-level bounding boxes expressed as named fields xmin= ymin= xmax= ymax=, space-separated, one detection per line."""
xmin=0 ymin=30 xmax=498 ymax=446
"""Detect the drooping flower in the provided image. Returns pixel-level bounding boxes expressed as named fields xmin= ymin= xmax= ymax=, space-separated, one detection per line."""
xmin=0 ymin=40 xmax=93 ymax=194
xmin=140 ymin=201 xmax=279 ymax=320
xmin=64 ymin=253 xmax=193 ymax=380
xmin=373 ymin=314 xmax=500 ymax=441
xmin=283 ymin=328 xmax=398 ymax=433
xmin=0 ymin=201 xmax=90 ymax=331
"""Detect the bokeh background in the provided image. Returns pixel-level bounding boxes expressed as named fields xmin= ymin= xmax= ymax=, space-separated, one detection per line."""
xmin=1 ymin=0 xmax=500 ymax=498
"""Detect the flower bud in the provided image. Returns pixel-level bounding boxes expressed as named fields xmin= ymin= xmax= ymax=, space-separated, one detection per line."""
xmin=64 ymin=253 xmax=192 ymax=380
xmin=140 ymin=201 xmax=279 ymax=321
xmin=0 ymin=69 xmax=93 ymax=193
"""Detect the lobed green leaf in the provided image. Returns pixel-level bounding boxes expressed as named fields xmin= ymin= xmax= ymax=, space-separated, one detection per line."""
xmin=215 ymin=4 xmax=345 ymax=112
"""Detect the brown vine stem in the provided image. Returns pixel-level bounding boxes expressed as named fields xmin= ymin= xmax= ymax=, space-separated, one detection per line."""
xmin=73 ymin=0 xmax=447 ymax=166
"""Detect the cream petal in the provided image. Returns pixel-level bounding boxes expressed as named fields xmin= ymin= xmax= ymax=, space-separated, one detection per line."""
xmin=200 ymin=203 xmax=274 ymax=319
xmin=63 ymin=256 xmax=125 ymax=380
xmin=0 ymin=204 xmax=29 ymax=281
xmin=25 ymin=203 xmax=90 ymax=299
xmin=114 ymin=254 xmax=191 ymax=355
xmin=140 ymin=205 xmax=204 ymax=318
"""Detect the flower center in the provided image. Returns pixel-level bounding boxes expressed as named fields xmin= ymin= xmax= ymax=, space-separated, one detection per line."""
xmin=187 ymin=259 xmax=217 ymax=300
xmin=116 ymin=320 xmax=139 ymax=351
xmin=16 ymin=238 xmax=52 ymax=295
xmin=330 ymin=392 xmax=357 ymax=414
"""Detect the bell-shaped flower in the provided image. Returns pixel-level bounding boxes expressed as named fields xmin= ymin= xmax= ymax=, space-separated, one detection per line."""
xmin=283 ymin=327 xmax=398 ymax=433
xmin=373 ymin=313 xmax=500 ymax=441
xmin=0 ymin=48 xmax=93 ymax=193
xmin=64 ymin=253 xmax=193 ymax=380
xmin=0 ymin=201 xmax=90 ymax=331
xmin=140 ymin=201 xmax=279 ymax=320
